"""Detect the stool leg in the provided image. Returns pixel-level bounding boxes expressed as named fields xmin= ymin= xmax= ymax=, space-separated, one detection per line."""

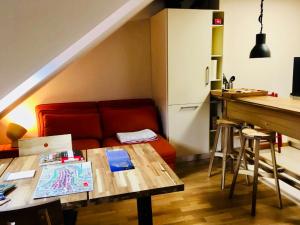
xmin=221 ymin=127 xmax=229 ymax=190
xmin=270 ymin=142 xmax=283 ymax=209
xmin=277 ymin=133 xmax=282 ymax=153
xmin=247 ymin=124 xmax=254 ymax=151
xmin=238 ymin=130 xmax=250 ymax=185
xmin=243 ymin=153 xmax=250 ymax=185
xmin=251 ymin=139 xmax=260 ymax=216
xmin=229 ymin=127 xmax=234 ymax=173
xmin=229 ymin=135 xmax=246 ymax=198
xmin=208 ymin=125 xmax=221 ymax=177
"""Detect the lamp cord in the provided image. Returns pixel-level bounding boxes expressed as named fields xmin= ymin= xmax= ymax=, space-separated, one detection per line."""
xmin=259 ymin=0 xmax=264 ymax=33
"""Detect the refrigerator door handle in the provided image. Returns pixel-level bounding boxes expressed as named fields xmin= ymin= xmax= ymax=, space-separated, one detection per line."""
xmin=180 ymin=105 xmax=198 ymax=110
xmin=205 ymin=66 xmax=209 ymax=86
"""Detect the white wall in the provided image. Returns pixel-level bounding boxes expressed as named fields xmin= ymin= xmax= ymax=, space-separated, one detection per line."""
xmin=30 ymin=19 xmax=152 ymax=104
xmin=0 ymin=0 xmax=128 ymax=99
xmin=0 ymin=19 xmax=152 ymax=144
xmin=220 ymin=0 xmax=300 ymax=97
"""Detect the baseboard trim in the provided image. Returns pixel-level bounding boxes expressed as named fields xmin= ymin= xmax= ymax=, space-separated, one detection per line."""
xmin=176 ymin=153 xmax=210 ymax=163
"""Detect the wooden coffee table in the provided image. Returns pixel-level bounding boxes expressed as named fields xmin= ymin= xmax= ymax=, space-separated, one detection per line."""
xmin=88 ymin=144 xmax=184 ymax=225
xmin=0 ymin=144 xmax=184 ymax=225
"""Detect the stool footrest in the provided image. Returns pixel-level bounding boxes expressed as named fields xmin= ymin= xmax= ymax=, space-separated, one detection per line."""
xmin=239 ymin=169 xmax=254 ymax=176
xmin=214 ymin=152 xmax=223 ymax=157
xmin=238 ymin=168 xmax=274 ymax=178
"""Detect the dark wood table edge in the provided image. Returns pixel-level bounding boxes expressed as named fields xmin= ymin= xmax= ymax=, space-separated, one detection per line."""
xmin=87 ymin=183 xmax=184 ymax=204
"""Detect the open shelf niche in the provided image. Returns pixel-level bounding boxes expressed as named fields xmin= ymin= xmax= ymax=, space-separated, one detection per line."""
xmin=209 ymin=10 xmax=224 ymax=148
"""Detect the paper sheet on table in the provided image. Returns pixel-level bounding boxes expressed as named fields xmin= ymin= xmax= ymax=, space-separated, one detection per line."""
xmin=5 ymin=170 xmax=35 ymax=181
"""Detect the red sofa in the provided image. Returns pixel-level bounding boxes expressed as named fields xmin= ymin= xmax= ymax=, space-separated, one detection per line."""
xmin=34 ymin=99 xmax=176 ymax=169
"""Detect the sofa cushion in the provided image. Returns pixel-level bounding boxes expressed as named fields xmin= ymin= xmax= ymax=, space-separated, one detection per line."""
xmin=102 ymin=135 xmax=176 ymax=169
xmin=72 ymin=139 xmax=101 ymax=151
xmin=36 ymin=102 xmax=99 ymax=136
xmin=43 ymin=113 xmax=102 ymax=139
xmin=101 ymin=106 xmax=160 ymax=138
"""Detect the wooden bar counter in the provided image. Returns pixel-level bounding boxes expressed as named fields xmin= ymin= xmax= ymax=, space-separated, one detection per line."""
xmin=226 ymin=96 xmax=300 ymax=140
xmin=211 ymin=89 xmax=300 ymax=140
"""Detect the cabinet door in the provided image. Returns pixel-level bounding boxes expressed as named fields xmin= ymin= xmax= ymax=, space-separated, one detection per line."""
xmin=168 ymin=9 xmax=212 ymax=105
xmin=168 ymin=102 xmax=209 ymax=157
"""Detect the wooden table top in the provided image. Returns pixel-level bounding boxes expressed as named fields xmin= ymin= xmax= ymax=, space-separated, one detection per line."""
xmin=235 ymin=96 xmax=300 ymax=115
xmin=0 ymin=144 xmax=184 ymax=211
xmin=88 ymin=144 xmax=184 ymax=203
xmin=211 ymin=89 xmax=300 ymax=115
xmin=0 ymin=151 xmax=87 ymax=211
xmin=0 ymin=158 xmax=13 ymax=177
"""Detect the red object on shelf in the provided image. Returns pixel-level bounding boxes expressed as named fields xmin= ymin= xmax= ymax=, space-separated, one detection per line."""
xmin=214 ymin=18 xmax=222 ymax=25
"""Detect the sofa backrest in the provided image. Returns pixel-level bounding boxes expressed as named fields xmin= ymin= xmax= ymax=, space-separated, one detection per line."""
xmin=35 ymin=102 xmax=101 ymax=139
xmin=35 ymin=99 xmax=162 ymax=140
xmin=98 ymin=99 xmax=162 ymax=138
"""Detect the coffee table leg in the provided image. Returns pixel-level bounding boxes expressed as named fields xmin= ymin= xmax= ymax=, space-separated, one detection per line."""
xmin=137 ymin=196 xmax=153 ymax=225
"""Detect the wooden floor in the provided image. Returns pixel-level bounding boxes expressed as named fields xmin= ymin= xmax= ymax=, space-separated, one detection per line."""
xmin=77 ymin=159 xmax=300 ymax=225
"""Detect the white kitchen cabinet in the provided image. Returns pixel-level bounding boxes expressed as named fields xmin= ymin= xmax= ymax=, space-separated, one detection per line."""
xmin=151 ymin=9 xmax=214 ymax=157
xmin=168 ymin=103 xmax=209 ymax=157
xmin=167 ymin=9 xmax=212 ymax=105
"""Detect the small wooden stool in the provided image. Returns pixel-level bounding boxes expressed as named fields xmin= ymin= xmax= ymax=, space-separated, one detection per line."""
xmin=208 ymin=119 xmax=244 ymax=190
xmin=229 ymin=128 xmax=282 ymax=216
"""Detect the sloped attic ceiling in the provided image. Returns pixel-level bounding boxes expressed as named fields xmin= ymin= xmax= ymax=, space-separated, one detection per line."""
xmin=0 ymin=0 xmax=154 ymax=117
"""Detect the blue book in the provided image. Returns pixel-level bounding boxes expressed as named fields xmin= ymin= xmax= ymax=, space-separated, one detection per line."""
xmin=106 ymin=149 xmax=134 ymax=172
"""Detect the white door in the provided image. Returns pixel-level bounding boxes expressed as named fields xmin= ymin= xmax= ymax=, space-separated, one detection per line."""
xmin=168 ymin=9 xmax=212 ymax=105
xmin=168 ymin=102 xmax=209 ymax=157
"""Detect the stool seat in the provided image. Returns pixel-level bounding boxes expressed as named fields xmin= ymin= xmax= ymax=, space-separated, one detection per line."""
xmin=242 ymin=128 xmax=270 ymax=138
xmin=217 ymin=119 xmax=241 ymax=127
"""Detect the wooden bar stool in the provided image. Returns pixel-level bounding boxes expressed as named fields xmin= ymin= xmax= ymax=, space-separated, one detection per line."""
xmin=229 ymin=128 xmax=282 ymax=216
xmin=208 ymin=119 xmax=244 ymax=190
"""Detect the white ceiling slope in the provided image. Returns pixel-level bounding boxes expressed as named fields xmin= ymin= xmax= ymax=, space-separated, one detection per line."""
xmin=0 ymin=0 xmax=153 ymax=116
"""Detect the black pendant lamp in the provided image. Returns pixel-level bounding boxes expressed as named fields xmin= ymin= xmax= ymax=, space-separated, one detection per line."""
xmin=250 ymin=0 xmax=271 ymax=58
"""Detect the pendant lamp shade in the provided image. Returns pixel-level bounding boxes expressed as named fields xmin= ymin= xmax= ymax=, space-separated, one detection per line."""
xmin=250 ymin=0 xmax=271 ymax=58
xmin=250 ymin=33 xmax=271 ymax=58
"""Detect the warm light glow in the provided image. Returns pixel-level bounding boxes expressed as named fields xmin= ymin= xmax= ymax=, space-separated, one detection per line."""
xmin=4 ymin=101 xmax=37 ymax=132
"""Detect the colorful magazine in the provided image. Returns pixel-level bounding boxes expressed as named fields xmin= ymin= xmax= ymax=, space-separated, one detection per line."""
xmin=33 ymin=162 xmax=93 ymax=199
